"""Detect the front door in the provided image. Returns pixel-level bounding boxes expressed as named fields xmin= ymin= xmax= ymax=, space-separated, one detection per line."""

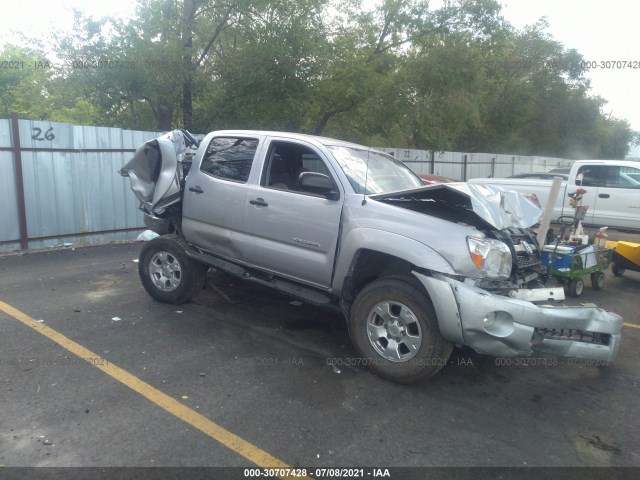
xmin=243 ymin=138 xmax=344 ymax=289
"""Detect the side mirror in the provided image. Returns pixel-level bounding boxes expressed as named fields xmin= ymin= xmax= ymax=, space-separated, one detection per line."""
xmin=298 ymin=172 xmax=339 ymax=200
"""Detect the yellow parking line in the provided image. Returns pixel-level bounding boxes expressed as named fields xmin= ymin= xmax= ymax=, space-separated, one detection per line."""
xmin=624 ymin=322 xmax=640 ymax=329
xmin=0 ymin=300 xmax=307 ymax=479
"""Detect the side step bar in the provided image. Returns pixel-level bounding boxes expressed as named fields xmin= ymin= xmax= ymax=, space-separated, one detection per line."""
xmin=185 ymin=248 xmax=334 ymax=306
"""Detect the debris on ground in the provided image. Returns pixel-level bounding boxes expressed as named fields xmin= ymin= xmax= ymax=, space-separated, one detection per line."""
xmin=111 ymin=317 xmax=122 ymax=322
xmin=136 ymin=230 xmax=160 ymax=242
xmin=205 ymin=279 xmax=235 ymax=304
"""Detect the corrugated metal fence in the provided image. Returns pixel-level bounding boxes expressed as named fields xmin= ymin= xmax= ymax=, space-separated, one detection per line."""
xmin=380 ymin=148 xmax=573 ymax=179
xmin=0 ymin=113 xmax=161 ymax=252
xmin=1 ymin=115 xmax=574 ymax=253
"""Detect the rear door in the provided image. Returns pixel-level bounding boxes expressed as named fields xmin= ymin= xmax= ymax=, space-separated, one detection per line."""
xmin=243 ymin=137 xmax=344 ymax=288
xmin=182 ymin=135 xmax=262 ymax=261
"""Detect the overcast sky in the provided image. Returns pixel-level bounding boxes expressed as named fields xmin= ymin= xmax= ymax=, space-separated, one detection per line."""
xmin=1 ymin=0 xmax=638 ymax=154
xmin=500 ymin=0 xmax=640 ymax=155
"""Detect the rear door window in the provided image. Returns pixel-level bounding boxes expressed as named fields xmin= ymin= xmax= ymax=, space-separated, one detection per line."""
xmin=200 ymin=137 xmax=259 ymax=183
xmin=619 ymin=166 xmax=640 ymax=188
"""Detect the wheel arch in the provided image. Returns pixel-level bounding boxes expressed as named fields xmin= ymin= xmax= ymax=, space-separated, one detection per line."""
xmin=334 ymin=229 xmax=455 ymax=318
xmin=138 ymin=234 xmax=207 ymax=304
xmin=348 ymin=275 xmax=454 ymax=383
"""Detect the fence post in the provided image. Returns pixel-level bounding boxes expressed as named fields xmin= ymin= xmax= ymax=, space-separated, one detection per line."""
xmin=463 ymin=154 xmax=468 ymax=181
xmin=430 ymin=150 xmax=435 ymax=174
xmin=10 ymin=112 xmax=29 ymax=251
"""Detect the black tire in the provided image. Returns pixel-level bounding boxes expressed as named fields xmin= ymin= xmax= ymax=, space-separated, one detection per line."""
xmin=591 ymin=271 xmax=605 ymax=290
xmin=611 ymin=262 xmax=625 ymax=277
xmin=349 ymin=276 xmax=453 ymax=384
xmin=567 ymin=277 xmax=584 ymax=297
xmin=138 ymin=235 xmax=207 ymax=304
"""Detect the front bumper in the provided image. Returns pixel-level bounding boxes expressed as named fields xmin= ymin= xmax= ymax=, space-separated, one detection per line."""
xmin=414 ymin=271 xmax=622 ymax=362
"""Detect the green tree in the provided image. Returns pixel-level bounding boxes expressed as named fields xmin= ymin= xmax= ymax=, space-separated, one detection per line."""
xmin=52 ymin=1 xmax=253 ymax=131
xmin=0 ymin=45 xmax=53 ymax=119
xmin=7 ymin=0 xmax=634 ymax=158
xmin=193 ymin=0 xmax=328 ymax=132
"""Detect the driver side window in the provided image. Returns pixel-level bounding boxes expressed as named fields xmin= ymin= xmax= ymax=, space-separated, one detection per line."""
xmin=575 ymin=165 xmax=604 ymax=187
xmin=577 ymin=165 xmax=640 ymax=189
xmin=262 ymin=142 xmax=336 ymax=196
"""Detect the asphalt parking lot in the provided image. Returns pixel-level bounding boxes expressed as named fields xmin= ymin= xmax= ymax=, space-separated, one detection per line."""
xmin=1 ymin=237 xmax=640 ymax=478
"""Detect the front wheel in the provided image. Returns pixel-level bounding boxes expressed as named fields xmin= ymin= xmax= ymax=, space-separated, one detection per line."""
xmin=349 ymin=276 xmax=453 ymax=384
xmin=138 ymin=235 xmax=206 ymax=304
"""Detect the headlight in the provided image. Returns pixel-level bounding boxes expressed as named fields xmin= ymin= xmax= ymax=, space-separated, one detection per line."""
xmin=467 ymin=236 xmax=512 ymax=279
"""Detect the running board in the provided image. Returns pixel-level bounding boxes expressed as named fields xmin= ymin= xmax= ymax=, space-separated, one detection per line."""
xmin=185 ymin=249 xmax=333 ymax=305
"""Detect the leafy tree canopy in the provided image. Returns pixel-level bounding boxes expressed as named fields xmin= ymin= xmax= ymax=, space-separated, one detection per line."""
xmin=0 ymin=0 xmax=635 ymax=159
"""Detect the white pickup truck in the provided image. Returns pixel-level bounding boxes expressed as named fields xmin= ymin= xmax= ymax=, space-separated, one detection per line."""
xmin=468 ymin=160 xmax=640 ymax=230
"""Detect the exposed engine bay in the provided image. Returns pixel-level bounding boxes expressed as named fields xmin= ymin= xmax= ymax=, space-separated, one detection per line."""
xmin=372 ymin=183 xmax=546 ymax=295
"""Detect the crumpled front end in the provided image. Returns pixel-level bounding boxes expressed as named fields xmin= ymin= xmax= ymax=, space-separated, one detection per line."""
xmin=414 ymin=271 xmax=622 ymax=362
xmin=372 ymin=182 xmax=547 ymax=288
xmin=371 ymin=179 xmax=623 ymax=363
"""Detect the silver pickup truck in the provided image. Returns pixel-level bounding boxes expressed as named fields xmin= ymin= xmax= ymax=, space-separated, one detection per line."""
xmin=120 ymin=130 xmax=623 ymax=384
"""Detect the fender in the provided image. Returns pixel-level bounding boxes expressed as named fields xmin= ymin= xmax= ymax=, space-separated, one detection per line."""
xmin=332 ymin=227 xmax=455 ymax=294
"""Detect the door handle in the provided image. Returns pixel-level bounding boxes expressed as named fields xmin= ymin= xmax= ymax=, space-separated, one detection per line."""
xmin=598 ymin=193 xmax=610 ymax=199
xmin=250 ymin=198 xmax=268 ymax=207
xmin=189 ymin=186 xmax=204 ymax=194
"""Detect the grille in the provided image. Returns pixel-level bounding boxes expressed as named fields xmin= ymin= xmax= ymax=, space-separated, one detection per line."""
xmin=509 ymin=233 xmax=540 ymax=270
xmin=535 ymin=328 xmax=610 ymax=346
xmin=509 ymin=233 xmax=529 ymax=243
xmin=517 ymin=255 xmax=540 ymax=269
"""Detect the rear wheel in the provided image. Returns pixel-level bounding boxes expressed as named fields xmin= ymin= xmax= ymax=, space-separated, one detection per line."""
xmin=138 ymin=235 xmax=206 ymax=304
xmin=591 ymin=271 xmax=605 ymax=290
xmin=349 ymin=276 xmax=452 ymax=384
xmin=611 ymin=262 xmax=625 ymax=277
xmin=567 ymin=277 xmax=584 ymax=297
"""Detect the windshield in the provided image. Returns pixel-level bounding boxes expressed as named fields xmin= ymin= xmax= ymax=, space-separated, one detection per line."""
xmin=328 ymin=146 xmax=424 ymax=194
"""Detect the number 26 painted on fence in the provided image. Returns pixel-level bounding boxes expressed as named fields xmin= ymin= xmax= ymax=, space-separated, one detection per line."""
xmin=31 ymin=127 xmax=55 ymax=141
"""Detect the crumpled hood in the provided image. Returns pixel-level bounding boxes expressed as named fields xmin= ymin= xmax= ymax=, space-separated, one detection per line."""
xmin=371 ymin=182 xmax=543 ymax=230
